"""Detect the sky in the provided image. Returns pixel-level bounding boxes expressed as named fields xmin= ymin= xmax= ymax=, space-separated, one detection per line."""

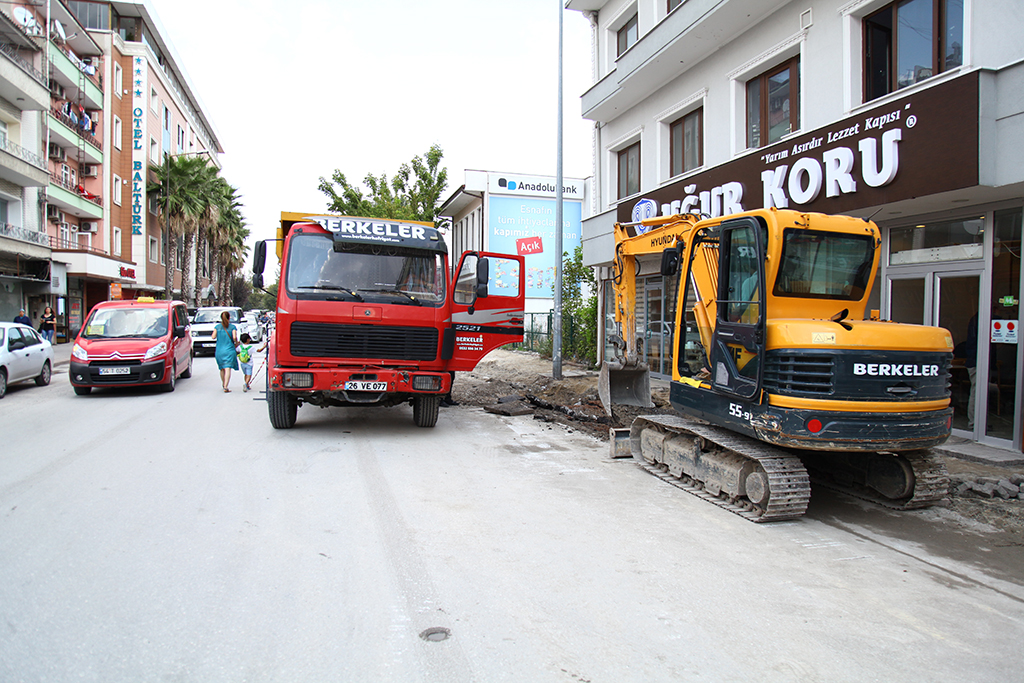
xmin=146 ymin=0 xmax=596 ymax=271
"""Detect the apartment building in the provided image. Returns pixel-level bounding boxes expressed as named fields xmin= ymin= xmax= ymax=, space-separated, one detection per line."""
xmin=0 ymin=3 xmax=51 ymax=325
xmin=567 ymin=0 xmax=1024 ymax=449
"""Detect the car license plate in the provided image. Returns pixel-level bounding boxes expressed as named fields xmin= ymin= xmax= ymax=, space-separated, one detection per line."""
xmin=98 ymin=367 xmax=130 ymax=375
xmin=345 ymin=381 xmax=387 ymax=391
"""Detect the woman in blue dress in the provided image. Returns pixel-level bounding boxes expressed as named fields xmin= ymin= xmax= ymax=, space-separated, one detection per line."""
xmin=213 ymin=310 xmax=239 ymax=392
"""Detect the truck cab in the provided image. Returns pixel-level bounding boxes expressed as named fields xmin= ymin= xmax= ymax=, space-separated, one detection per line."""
xmin=253 ymin=215 xmax=525 ymax=428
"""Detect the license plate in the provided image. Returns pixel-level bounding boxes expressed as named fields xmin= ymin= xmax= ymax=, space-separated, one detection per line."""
xmin=345 ymin=381 xmax=387 ymax=391
xmin=98 ymin=367 xmax=130 ymax=375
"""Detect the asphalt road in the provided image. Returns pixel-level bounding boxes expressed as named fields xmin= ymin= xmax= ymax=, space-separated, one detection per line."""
xmin=1 ymin=353 xmax=1022 ymax=682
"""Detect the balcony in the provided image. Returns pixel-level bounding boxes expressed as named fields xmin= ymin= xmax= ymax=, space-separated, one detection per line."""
xmin=580 ymin=0 xmax=789 ymax=121
xmin=0 ymin=135 xmax=49 ymax=187
xmin=0 ymin=223 xmax=50 ymax=262
xmin=48 ymin=108 xmax=102 ymax=163
xmin=48 ymin=41 xmax=102 ymax=110
xmin=0 ymin=43 xmax=48 ymax=111
xmin=48 ymin=173 xmax=102 ymax=220
xmin=51 ymin=236 xmax=133 ymax=283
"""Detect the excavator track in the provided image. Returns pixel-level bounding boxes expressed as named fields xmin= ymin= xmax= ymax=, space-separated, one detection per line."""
xmin=805 ymin=449 xmax=950 ymax=510
xmin=630 ymin=415 xmax=811 ymax=523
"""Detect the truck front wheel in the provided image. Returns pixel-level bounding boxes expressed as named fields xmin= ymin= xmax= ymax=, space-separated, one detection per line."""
xmin=413 ymin=395 xmax=440 ymax=428
xmin=268 ymin=389 xmax=298 ymax=429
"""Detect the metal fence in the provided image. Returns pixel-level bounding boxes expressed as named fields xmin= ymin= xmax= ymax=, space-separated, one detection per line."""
xmin=507 ymin=311 xmax=591 ymax=364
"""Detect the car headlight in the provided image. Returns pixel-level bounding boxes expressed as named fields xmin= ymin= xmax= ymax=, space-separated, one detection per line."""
xmin=144 ymin=341 xmax=168 ymax=360
xmin=72 ymin=343 xmax=88 ymax=361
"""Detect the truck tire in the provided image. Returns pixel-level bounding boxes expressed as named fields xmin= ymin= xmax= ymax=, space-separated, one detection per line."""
xmin=413 ymin=395 xmax=440 ymax=428
xmin=268 ymin=389 xmax=297 ymax=429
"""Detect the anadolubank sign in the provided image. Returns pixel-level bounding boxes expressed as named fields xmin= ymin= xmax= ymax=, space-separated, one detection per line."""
xmin=488 ymin=172 xmax=586 ymax=200
xmin=617 ymin=72 xmax=980 ymax=226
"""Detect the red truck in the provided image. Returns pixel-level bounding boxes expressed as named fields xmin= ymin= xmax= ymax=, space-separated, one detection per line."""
xmin=251 ymin=213 xmax=526 ymax=428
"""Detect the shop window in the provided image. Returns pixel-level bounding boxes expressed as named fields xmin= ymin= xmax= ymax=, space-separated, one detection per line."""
xmin=670 ymin=108 xmax=702 ymax=177
xmin=617 ymin=141 xmax=641 ymax=199
xmin=747 ymin=58 xmax=799 ymax=149
xmin=617 ymin=13 xmax=638 ymax=56
xmin=864 ymin=0 xmax=963 ymax=103
xmin=888 ymin=217 xmax=984 ymax=265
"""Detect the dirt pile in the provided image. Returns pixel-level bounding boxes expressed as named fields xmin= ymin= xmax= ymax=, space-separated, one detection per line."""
xmin=453 ymin=348 xmax=1024 ymax=536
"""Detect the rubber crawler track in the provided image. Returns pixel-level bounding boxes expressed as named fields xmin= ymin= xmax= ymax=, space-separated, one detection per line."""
xmin=631 ymin=415 xmax=811 ymax=523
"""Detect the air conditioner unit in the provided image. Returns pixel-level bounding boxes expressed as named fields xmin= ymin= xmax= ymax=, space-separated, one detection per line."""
xmin=82 ymin=164 xmax=98 ymax=177
xmin=47 ymin=143 xmax=66 ymax=161
xmin=80 ymin=221 xmax=98 ymax=233
xmin=48 ymin=209 xmax=66 ymax=224
xmin=46 ymin=204 xmax=60 ymax=218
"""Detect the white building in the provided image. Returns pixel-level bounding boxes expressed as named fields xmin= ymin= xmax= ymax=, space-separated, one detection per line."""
xmin=567 ymin=0 xmax=1024 ymax=450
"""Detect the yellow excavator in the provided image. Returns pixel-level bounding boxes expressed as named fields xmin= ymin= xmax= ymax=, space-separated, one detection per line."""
xmin=602 ymin=207 xmax=952 ymax=522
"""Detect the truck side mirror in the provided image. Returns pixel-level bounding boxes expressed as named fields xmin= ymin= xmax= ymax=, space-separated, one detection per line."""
xmin=476 ymin=257 xmax=489 ymax=299
xmin=660 ymin=247 xmax=680 ymax=276
xmin=253 ymin=273 xmax=264 ymax=289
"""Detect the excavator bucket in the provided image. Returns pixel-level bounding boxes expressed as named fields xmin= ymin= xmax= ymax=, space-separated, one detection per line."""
xmin=598 ymin=361 xmax=653 ymax=415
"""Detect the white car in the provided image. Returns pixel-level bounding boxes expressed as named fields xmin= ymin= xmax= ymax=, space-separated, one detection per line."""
xmin=190 ymin=306 xmax=246 ymax=356
xmin=242 ymin=313 xmax=263 ymax=342
xmin=0 ymin=322 xmax=54 ymax=398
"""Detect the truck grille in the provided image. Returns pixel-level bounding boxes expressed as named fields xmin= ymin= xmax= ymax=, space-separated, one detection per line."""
xmin=290 ymin=322 xmax=438 ymax=361
xmin=763 ymin=353 xmax=835 ymax=397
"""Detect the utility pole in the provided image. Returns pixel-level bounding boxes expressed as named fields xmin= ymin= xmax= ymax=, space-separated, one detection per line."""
xmin=553 ymin=0 xmax=564 ymax=380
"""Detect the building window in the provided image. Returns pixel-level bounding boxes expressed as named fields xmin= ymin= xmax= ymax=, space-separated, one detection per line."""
xmin=617 ymin=14 xmax=639 ymax=56
xmin=177 ymin=125 xmax=185 ymax=153
xmin=150 ymin=87 xmax=158 ymax=113
xmin=113 ymin=115 xmax=122 ymax=150
xmin=617 ymin=141 xmax=641 ymax=199
xmin=112 ymin=226 xmax=121 ymax=256
xmin=113 ymin=62 xmax=122 ymax=98
xmin=864 ymin=0 xmax=963 ymax=102
xmin=668 ymin=0 xmax=684 ymax=12
xmin=149 ymin=236 xmax=159 ymax=263
xmin=150 ymin=137 xmax=159 ymax=163
xmin=670 ymin=108 xmax=702 ymax=177
xmin=747 ymin=57 xmax=799 ymax=149
xmin=112 ymin=174 xmax=122 ymax=205
xmin=0 ymin=198 xmax=7 ymax=224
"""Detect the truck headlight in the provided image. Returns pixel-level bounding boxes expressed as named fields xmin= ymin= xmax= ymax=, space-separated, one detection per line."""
xmin=283 ymin=373 xmax=313 ymax=388
xmin=412 ymin=375 xmax=442 ymax=391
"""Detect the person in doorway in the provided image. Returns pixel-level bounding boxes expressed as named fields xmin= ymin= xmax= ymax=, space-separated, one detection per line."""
xmin=14 ymin=308 xmax=31 ymax=326
xmin=214 ymin=310 xmax=239 ymax=392
xmin=39 ymin=306 xmax=56 ymax=343
xmin=965 ymin=313 xmax=978 ymax=430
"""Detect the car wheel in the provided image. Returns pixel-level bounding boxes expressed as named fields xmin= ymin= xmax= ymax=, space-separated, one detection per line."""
xmin=180 ymin=353 xmax=193 ymax=379
xmin=73 ymin=385 xmax=91 ymax=396
xmin=268 ymin=389 xmax=297 ymax=429
xmin=162 ymin=363 xmax=176 ymax=392
xmin=413 ymin=395 xmax=441 ymax=428
xmin=35 ymin=360 xmax=51 ymax=386
xmin=0 ymin=368 xmax=7 ymax=399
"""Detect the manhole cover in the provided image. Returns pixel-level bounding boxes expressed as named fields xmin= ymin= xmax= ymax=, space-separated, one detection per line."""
xmin=419 ymin=627 xmax=451 ymax=642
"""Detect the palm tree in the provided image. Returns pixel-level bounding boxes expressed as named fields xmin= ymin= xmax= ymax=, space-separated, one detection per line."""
xmin=207 ymin=185 xmax=247 ymax=304
xmin=148 ymin=155 xmax=208 ymax=301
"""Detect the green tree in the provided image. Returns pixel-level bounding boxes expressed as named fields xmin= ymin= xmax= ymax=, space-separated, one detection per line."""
xmin=149 ymin=155 xmax=207 ymax=300
xmin=318 ymin=144 xmax=449 ymax=227
xmin=561 ymin=246 xmax=598 ymax=367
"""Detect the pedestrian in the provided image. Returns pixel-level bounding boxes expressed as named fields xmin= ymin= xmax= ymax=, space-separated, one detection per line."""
xmin=14 ymin=308 xmax=31 ymax=326
xmin=237 ymin=333 xmax=267 ymax=393
xmin=39 ymin=306 xmax=56 ymax=343
xmin=213 ymin=310 xmax=239 ymax=392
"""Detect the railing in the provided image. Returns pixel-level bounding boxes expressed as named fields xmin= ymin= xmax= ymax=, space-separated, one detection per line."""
xmin=49 ymin=171 xmax=102 ymax=207
xmin=49 ymin=234 xmax=108 ymax=256
xmin=508 ymin=311 xmax=589 ymax=362
xmin=0 ymin=42 xmax=48 ymax=87
xmin=50 ymin=106 xmax=102 ymax=150
xmin=0 ymin=222 xmax=49 ymax=247
xmin=0 ymin=135 xmax=47 ymax=170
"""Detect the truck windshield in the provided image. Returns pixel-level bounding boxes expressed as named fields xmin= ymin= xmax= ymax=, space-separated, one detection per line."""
xmin=773 ymin=229 xmax=874 ymax=301
xmin=82 ymin=308 xmax=168 ymax=339
xmin=285 ymin=234 xmax=446 ymax=304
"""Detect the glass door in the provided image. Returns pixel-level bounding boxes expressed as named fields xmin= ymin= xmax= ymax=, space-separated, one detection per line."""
xmin=936 ymin=274 xmax=981 ymax=434
xmin=645 ymin=280 xmax=664 ymax=376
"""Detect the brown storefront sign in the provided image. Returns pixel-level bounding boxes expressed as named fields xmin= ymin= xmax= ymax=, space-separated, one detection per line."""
xmin=618 ymin=72 xmax=980 ymax=225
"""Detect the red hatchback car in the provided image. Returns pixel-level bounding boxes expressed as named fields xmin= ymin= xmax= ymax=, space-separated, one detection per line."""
xmin=69 ymin=297 xmax=193 ymax=395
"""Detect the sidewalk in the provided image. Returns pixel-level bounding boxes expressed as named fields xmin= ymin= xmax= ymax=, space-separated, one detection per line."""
xmin=51 ymin=341 xmax=72 ymax=369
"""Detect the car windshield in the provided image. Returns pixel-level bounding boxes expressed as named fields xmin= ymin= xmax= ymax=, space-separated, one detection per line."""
xmin=285 ymin=234 xmax=445 ymax=304
xmin=194 ymin=309 xmax=238 ymax=324
xmin=82 ymin=308 xmax=169 ymax=339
